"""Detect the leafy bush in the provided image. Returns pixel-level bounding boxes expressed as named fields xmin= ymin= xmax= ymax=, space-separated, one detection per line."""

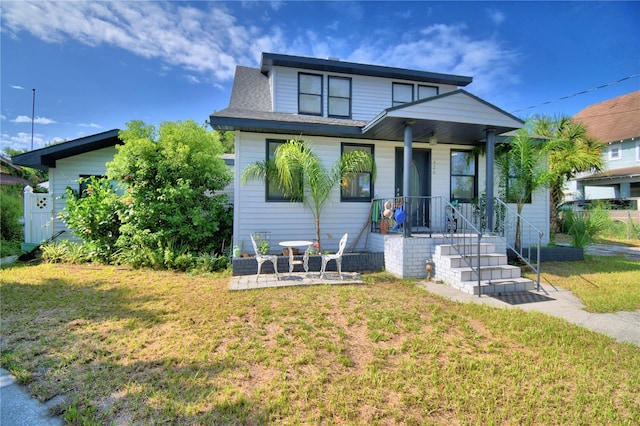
xmin=41 ymin=241 xmax=90 ymax=264
xmin=0 ymin=185 xmax=23 ymax=243
xmin=60 ymin=177 xmax=123 ymax=263
xmin=108 ymin=120 xmax=232 ymax=256
xmin=562 ymin=208 xmax=611 ymax=247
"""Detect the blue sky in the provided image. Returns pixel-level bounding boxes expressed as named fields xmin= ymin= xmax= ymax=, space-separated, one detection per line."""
xmin=1 ymin=1 xmax=639 ymax=153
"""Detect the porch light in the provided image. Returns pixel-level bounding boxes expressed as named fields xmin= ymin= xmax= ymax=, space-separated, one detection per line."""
xmin=429 ymin=132 xmax=438 ymax=146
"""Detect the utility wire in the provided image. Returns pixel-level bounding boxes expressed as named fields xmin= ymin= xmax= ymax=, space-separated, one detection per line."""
xmin=512 ymin=73 xmax=640 ymax=113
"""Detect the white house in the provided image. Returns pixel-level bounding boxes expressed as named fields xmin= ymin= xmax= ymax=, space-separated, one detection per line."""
xmin=568 ymin=90 xmax=640 ymax=205
xmin=210 ymin=52 xmax=550 ymax=286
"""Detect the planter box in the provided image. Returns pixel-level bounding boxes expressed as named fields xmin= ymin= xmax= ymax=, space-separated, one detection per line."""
xmin=508 ymin=246 xmax=584 ymax=263
xmin=232 ymin=252 xmax=384 ymax=276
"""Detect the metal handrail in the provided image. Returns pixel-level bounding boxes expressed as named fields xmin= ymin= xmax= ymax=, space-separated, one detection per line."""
xmin=493 ymin=198 xmax=543 ymax=290
xmin=445 ymin=199 xmax=484 ymax=297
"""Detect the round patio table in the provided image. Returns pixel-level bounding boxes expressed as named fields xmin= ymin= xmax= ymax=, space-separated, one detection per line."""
xmin=279 ymin=240 xmax=313 ymax=273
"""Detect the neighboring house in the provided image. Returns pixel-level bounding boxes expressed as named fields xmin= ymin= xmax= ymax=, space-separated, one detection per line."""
xmin=12 ymin=129 xmax=235 ymax=247
xmin=210 ymin=52 xmax=550 ymax=282
xmin=568 ymin=90 xmax=640 ymax=203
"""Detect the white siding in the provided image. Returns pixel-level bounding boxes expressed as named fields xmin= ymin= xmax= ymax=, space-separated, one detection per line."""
xmin=49 ymin=147 xmax=118 ymax=241
xmin=233 ymin=131 xmax=551 ymax=253
xmin=269 ymin=65 xmax=458 ymax=121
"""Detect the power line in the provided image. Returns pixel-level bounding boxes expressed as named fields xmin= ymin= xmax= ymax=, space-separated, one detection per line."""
xmin=512 ymin=73 xmax=640 ymax=113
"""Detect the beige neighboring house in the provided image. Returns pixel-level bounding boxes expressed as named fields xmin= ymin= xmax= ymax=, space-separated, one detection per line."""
xmin=567 ymin=90 xmax=640 ymax=206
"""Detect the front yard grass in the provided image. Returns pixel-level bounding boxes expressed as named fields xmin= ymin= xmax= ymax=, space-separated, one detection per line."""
xmin=524 ymin=255 xmax=640 ymax=313
xmin=1 ymin=263 xmax=639 ymax=425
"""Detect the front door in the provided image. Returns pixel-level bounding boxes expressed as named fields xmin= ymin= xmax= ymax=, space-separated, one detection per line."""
xmin=395 ymin=148 xmax=431 ymax=231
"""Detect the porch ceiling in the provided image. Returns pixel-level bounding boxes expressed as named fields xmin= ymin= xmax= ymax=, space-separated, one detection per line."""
xmin=362 ymin=89 xmax=524 ymax=145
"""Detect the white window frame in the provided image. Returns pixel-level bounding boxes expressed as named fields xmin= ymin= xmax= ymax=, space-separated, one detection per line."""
xmin=609 ymin=143 xmax=622 ymax=161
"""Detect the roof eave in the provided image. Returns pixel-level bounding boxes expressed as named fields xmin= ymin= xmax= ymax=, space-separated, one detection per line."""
xmin=260 ymin=52 xmax=472 ymax=86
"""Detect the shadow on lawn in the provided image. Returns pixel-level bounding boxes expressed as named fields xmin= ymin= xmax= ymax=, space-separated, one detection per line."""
xmin=1 ymin=274 xmax=270 ymax=424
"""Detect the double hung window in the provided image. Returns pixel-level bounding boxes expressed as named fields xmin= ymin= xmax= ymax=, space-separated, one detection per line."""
xmin=392 ymin=83 xmax=413 ymax=107
xmin=265 ymin=140 xmax=302 ymax=202
xmin=299 ymin=73 xmax=322 ymax=115
xmin=341 ymin=143 xmax=374 ymax=202
xmin=328 ymin=76 xmax=351 ymax=118
xmin=450 ymin=150 xmax=477 ymax=202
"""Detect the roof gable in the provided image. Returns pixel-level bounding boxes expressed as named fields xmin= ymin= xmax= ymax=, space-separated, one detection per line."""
xmin=574 ymin=90 xmax=640 ymax=143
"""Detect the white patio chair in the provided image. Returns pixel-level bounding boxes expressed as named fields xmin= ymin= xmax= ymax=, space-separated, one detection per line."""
xmin=250 ymin=234 xmax=280 ymax=281
xmin=320 ymin=233 xmax=348 ymax=280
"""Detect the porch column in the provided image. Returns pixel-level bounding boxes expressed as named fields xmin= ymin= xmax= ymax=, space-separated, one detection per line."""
xmin=485 ymin=128 xmax=496 ymax=232
xmin=403 ymin=121 xmax=414 ymax=237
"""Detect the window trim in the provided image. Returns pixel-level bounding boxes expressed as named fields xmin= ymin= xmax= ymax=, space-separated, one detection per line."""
xmin=609 ymin=143 xmax=622 ymax=161
xmin=449 ymin=149 xmax=477 ymax=203
xmin=298 ymin=72 xmax=323 ymax=116
xmin=265 ymin=139 xmax=302 ymax=202
xmin=392 ymin=82 xmax=414 ymax=107
xmin=340 ymin=143 xmax=374 ymax=202
xmin=328 ymin=76 xmax=352 ymax=118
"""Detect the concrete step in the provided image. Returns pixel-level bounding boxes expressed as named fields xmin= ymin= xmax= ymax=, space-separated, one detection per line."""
xmin=439 ymin=253 xmax=508 ymax=268
xmin=453 ymin=277 xmax=536 ymax=295
xmin=452 ymin=264 xmax=522 ymax=282
xmin=435 ymin=243 xmax=496 ymax=256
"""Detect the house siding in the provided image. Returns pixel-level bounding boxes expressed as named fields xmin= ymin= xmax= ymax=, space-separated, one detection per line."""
xmin=233 ymin=130 xmax=549 ymax=254
xmin=49 ymin=146 xmax=118 ymax=241
xmin=269 ymin=65 xmax=457 ymax=122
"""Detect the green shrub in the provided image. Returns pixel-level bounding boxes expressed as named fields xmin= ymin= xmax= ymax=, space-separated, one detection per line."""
xmin=0 ymin=185 xmax=23 ymax=242
xmin=40 ymin=241 xmax=90 ymax=264
xmin=562 ymin=208 xmax=611 ymax=247
xmin=60 ymin=177 xmax=123 ymax=263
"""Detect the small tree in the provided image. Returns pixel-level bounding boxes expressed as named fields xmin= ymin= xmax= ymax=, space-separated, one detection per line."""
xmin=60 ymin=176 xmax=123 ymax=262
xmin=107 ymin=120 xmax=232 ymax=255
xmin=495 ymin=128 xmax=549 ymax=251
xmin=532 ymin=115 xmax=603 ymax=234
xmin=242 ymin=139 xmax=375 ymax=250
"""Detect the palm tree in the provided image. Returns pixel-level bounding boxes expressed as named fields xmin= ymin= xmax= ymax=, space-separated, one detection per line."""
xmin=532 ymin=115 xmax=603 ymax=234
xmin=241 ymin=139 xmax=375 ymax=250
xmin=495 ymin=128 xmax=549 ymax=251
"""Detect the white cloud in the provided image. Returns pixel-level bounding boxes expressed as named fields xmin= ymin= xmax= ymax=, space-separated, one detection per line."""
xmin=348 ymin=23 xmax=520 ymax=96
xmin=487 ymin=9 xmax=506 ymax=25
xmin=11 ymin=85 xmax=24 ymax=90
xmin=77 ymin=123 xmax=102 ymax=129
xmin=0 ymin=131 xmax=45 ymax=152
xmin=1 ymin=1 xmax=287 ymax=83
xmin=12 ymin=115 xmax=57 ymax=125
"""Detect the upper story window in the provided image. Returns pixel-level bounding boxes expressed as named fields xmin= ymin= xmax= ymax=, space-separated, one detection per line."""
xmin=328 ymin=76 xmax=351 ymax=118
xmin=418 ymin=85 xmax=438 ymax=100
xmin=636 ymin=142 xmax=640 ymax=161
xmin=341 ymin=143 xmax=374 ymax=202
xmin=298 ymin=73 xmax=322 ymax=116
xmin=392 ymin=83 xmax=413 ymax=107
xmin=450 ymin=150 xmax=477 ymax=203
xmin=609 ymin=143 xmax=622 ymax=160
xmin=266 ymin=139 xmax=302 ymax=202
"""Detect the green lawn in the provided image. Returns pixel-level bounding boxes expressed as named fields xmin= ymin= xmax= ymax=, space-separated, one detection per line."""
xmin=524 ymin=255 xmax=640 ymax=313
xmin=1 ymin=263 xmax=639 ymax=425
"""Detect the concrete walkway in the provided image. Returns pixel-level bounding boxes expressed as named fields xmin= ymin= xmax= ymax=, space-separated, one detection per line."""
xmin=0 ymin=368 xmax=63 ymax=425
xmin=420 ymin=280 xmax=640 ymax=347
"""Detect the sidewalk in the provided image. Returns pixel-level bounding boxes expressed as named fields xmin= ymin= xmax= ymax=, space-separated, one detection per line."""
xmin=0 ymin=368 xmax=63 ymax=425
xmin=420 ymin=280 xmax=640 ymax=347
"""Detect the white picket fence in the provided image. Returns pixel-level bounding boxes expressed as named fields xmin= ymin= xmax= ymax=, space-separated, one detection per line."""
xmin=23 ymin=186 xmax=54 ymax=245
